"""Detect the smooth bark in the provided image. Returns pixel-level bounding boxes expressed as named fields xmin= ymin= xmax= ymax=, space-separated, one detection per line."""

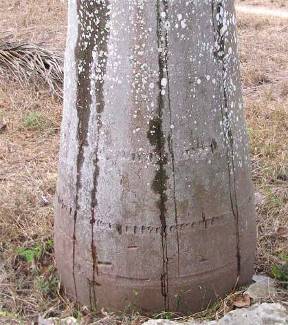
xmin=55 ymin=0 xmax=256 ymax=313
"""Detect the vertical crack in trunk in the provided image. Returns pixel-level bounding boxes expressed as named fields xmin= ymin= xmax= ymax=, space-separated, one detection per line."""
xmin=72 ymin=209 xmax=78 ymax=299
xmin=163 ymin=0 xmax=180 ymax=277
xmin=212 ymin=0 xmax=241 ymax=277
xmin=73 ymin=0 xmax=110 ymax=304
xmin=89 ymin=0 xmax=110 ymax=309
xmin=147 ymin=0 xmax=171 ymax=310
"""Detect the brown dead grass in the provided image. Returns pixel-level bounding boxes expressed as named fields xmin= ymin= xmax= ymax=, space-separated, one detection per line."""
xmin=238 ymin=14 xmax=288 ymax=276
xmin=0 ymin=0 xmax=66 ymax=49
xmin=238 ymin=0 xmax=288 ymax=8
xmin=0 ymin=0 xmax=287 ymax=323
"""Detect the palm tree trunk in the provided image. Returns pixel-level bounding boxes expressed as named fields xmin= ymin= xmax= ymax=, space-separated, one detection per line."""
xmin=55 ymin=0 xmax=256 ymax=313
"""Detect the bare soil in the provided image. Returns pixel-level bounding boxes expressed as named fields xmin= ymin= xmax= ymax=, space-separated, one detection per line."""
xmin=0 ymin=1 xmax=287 ymax=323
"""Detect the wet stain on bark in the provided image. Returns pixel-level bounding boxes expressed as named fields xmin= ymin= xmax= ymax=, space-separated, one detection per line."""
xmin=73 ymin=0 xmax=110 ymax=307
xmin=116 ymin=224 xmax=123 ymax=235
xmin=211 ymin=138 xmax=218 ymax=153
xmin=202 ymin=211 xmax=208 ymax=229
xmin=146 ymin=0 xmax=174 ymax=310
xmin=147 ymin=116 xmax=169 ymax=310
xmin=167 ymin=133 xmax=180 ymax=277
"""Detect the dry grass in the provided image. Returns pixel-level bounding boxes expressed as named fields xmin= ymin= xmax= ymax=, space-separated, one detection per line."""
xmin=238 ymin=0 xmax=288 ymax=8
xmin=0 ymin=0 xmax=66 ymax=49
xmin=0 ymin=0 xmax=287 ymax=323
xmin=238 ymin=14 xmax=288 ymax=277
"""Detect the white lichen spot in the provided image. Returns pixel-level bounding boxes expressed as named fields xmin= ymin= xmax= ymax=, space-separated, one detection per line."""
xmin=181 ymin=20 xmax=187 ymax=29
xmin=164 ymin=21 xmax=171 ymax=30
xmin=161 ymin=78 xmax=167 ymax=88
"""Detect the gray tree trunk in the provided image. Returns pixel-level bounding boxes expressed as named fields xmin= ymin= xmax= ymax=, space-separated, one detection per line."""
xmin=55 ymin=0 xmax=256 ymax=314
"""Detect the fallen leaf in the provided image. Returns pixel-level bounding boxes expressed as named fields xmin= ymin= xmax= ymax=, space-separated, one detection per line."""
xmin=233 ymin=293 xmax=251 ymax=308
xmin=0 ymin=120 xmax=7 ymax=133
xmin=40 ymin=195 xmax=50 ymax=206
xmin=276 ymin=227 xmax=288 ymax=238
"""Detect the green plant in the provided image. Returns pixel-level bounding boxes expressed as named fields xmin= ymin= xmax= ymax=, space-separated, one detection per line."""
xmin=271 ymin=263 xmax=288 ymax=288
xmin=36 ymin=273 xmax=58 ymax=298
xmin=16 ymin=239 xmax=54 ymax=263
xmin=17 ymin=245 xmax=42 ymax=263
xmin=154 ymin=311 xmax=174 ymax=320
xmin=72 ymin=309 xmax=83 ymax=321
xmin=45 ymin=239 xmax=54 ymax=251
xmin=22 ymin=111 xmax=53 ymax=131
xmin=262 ymin=187 xmax=284 ymax=210
xmin=278 ymin=253 xmax=288 ymax=262
xmin=0 ymin=310 xmax=23 ymax=322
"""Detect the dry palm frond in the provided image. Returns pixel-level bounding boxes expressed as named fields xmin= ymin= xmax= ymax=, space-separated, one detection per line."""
xmin=0 ymin=39 xmax=63 ymax=97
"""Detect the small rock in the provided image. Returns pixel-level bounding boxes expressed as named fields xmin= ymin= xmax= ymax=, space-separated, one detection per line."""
xmin=216 ymin=303 xmax=288 ymax=325
xmin=143 ymin=318 xmax=207 ymax=325
xmin=245 ymin=274 xmax=277 ymax=301
xmin=254 ymin=192 xmax=265 ymax=206
xmin=38 ymin=316 xmax=78 ymax=325
xmin=143 ymin=321 xmax=180 ymax=325
xmin=143 ymin=303 xmax=288 ymax=325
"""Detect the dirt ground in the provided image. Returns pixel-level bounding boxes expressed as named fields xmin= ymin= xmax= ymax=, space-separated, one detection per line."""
xmin=0 ymin=1 xmax=287 ymax=324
